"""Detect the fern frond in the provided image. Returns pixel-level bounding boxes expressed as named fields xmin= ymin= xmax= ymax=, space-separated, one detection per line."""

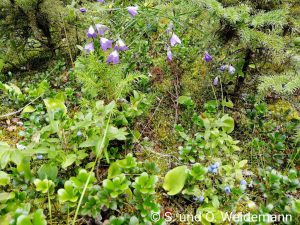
xmin=251 ymin=9 xmax=289 ymax=28
xmin=258 ymin=72 xmax=300 ymax=98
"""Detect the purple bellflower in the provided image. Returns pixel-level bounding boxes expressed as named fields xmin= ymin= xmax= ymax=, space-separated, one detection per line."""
xmin=115 ymin=39 xmax=129 ymax=51
xmin=167 ymin=48 xmax=172 ymax=61
xmin=84 ymin=43 xmax=94 ymax=54
xmin=240 ymin=180 xmax=247 ymax=186
xmin=107 ymin=50 xmax=120 ymax=64
xmin=87 ymin=26 xmax=97 ymax=38
xmin=224 ymin=186 xmax=231 ymax=194
xmin=170 ymin=33 xmax=181 ymax=47
xmin=213 ymin=76 xmax=219 ymax=86
xmin=100 ymin=37 xmax=113 ymax=51
xmin=95 ymin=24 xmax=108 ymax=36
xmin=220 ymin=65 xmax=228 ymax=71
xmin=128 ymin=6 xmax=138 ymax=17
xmin=80 ymin=8 xmax=87 ymax=13
xmin=228 ymin=65 xmax=236 ymax=74
xmin=98 ymin=0 xmax=105 ymax=2
xmin=204 ymin=52 xmax=212 ymax=62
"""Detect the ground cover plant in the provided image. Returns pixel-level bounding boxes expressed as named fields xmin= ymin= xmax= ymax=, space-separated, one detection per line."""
xmin=0 ymin=0 xmax=299 ymax=224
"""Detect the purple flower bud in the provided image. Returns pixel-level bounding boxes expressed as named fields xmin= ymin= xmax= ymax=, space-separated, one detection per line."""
xmin=170 ymin=33 xmax=181 ymax=47
xmin=87 ymin=26 xmax=97 ymax=38
xmin=95 ymin=24 xmax=108 ymax=36
xmin=213 ymin=77 xmax=219 ymax=86
xmin=107 ymin=50 xmax=120 ymax=64
xmin=100 ymin=37 xmax=113 ymax=51
xmin=194 ymin=196 xmax=204 ymax=202
xmin=37 ymin=155 xmax=43 ymax=160
xmin=83 ymin=43 xmax=94 ymax=54
xmin=224 ymin=186 xmax=231 ymax=193
xmin=115 ymin=39 xmax=128 ymax=51
xmin=127 ymin=6 xmax=138 ymax=17
xmin=240 ymin=180 xmax=247 ymax=186
xmin=228 ymin=65 xmax=236 ymax=75
xmin=166 ymin=23 xmax=174 ymax=35
xmin=212 ymin=168 xmax=218 ymax=174
xmin=204 ymin=52 xmax=212 ymax=62
xmin=97 ymin=0 xmax=105 ymax=2
xmin=220 ymin=65 xmax=228 ymax=71
xmin=80 ymin=8 xmax=87 ymax=13
xmin=77 ymin=131 xmax=82 ymax=137
xmin=208 ymin=166 xmax=213 ymax=172
xmin=167 ymin=48 xmax=172 ymax=61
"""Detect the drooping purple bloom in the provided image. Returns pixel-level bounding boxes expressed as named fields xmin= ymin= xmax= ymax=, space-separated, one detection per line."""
xmin=167 ymin=48 xmax=172 ymax=61
xmin=107 ymin=50 xmax=120 ymax=64
xmin=115 ymin=39 xmax=128 ymax=51
xmin=193 ymin=196 xmax=204 ymax=202
xmin=240 ymin=180 xmax=247 ymax=186
xmin=80 ymin=8 xmax=87 ymax=13
xmin=127 ymin=6 xmax=138 ymax=17
xmin=166 ymin=23 xmax=174 ymax=35
xmin=213 ymin=77 xmax=219 ymax=86
xmin=224 ymin=186 xmax=231 ymax=194
xmin=87 ymin=26 xmax=97 ymax=38
xmin=228 ymin=65 xmax=236 ymax=74
xmin=95 ymin=24 xmax=108 ymax=36
xmin=77 ymin=131 xmax=82 ymax=137
xmin=37 ymin=155 xmax=43 ymax=160
xmin=100 ymin=37 xmax=113 ymax=51
xmin=83 ymin=43 xmax=94 ymax=53
xmin=170 ymin=33 xmax=181 ymax=47
xmin=204 ymin=52 xmax=212 ymax=62
xmin=97 ymin=0 xmax=105 ymax=2
xmin=220 ymin=65 xmax=228 ymax=71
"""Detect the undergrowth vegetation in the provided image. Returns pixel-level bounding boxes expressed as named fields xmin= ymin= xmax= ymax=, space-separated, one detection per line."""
xmin=0 ymin=0 xmax=299 ymax=225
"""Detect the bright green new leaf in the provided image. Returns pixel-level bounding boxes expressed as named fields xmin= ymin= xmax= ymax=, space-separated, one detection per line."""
xmin=163 ymin=166 xmax=188 ymax=195
xmin=0 ymin=171 xmax=10 ymax=186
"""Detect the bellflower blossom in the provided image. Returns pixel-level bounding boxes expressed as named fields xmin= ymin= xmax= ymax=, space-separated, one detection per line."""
xmin=80 ymin=8 xmax=87 ymax=13
xmin=167 ymin=48 xmax=172 ymax=61
xmin=95 ymin=24 xmax=108 ymax=36
xmin=204 ymin=52 xmax=212 ymax=62
xmin=128 ymin=6 xmax=138 ymax=17
xmin=224 ymin=186 xmax=231 ymax=194
xmin=97 ymin=0 xmax=105 ymax=2
xmin=107 ymin=50 xmax=120 ymax=64
xmin=100 ymin=37 xmax=113 ymax=51
xmin=170 ymin=33 xmax=181 ymax=47
xmin=115 ymin=39 xmax=128 ymax=51
xmin=228 ymin=65 xmax=236 ymax=74
xmin=87 ymin=26 xmax=97 ymax=38
xmin=220 ymin=65 xmax=228 ymax=71
xmin=213 ymin=76 xmax=219 ymax=86
xmin=84 ymin=43 xmax=94 ymax=54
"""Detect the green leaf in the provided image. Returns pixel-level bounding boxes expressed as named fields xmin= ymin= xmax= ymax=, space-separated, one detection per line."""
xmin=219 ymin=115 xmax=235 ymax=133
xmin=61 ymin=154 xmax=77 ymax=169
xmin=58 ymin=181 xmax=78 ymax=203
xmin=163 ymin=166 xmax=188 ymax=195
xmin=34 ymin=179 xmax=54 ymax=194
xmin=38 ymin=164 xmax=58 ymax=181
xmin=17 ymin=215 xmax=32 ymax=225
xmin=22 ymin=105 xmax=36 ymax=114
xmin=32 ymin=210 xmax=47 ymax=225
xmin=0 ymin=171 xmax=10 ymax=186
xmin=108 ymin=162 xmax=122 ymax=179
xmin=0 ymin=192 xmax=15 ymax=202
xmin=178 ymin=96 xmax=194 ymax=108
xmin=221 ymin=100 xmax=233 ymax=109
xmin=44 ymin=96 xmax=67 ymax=119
